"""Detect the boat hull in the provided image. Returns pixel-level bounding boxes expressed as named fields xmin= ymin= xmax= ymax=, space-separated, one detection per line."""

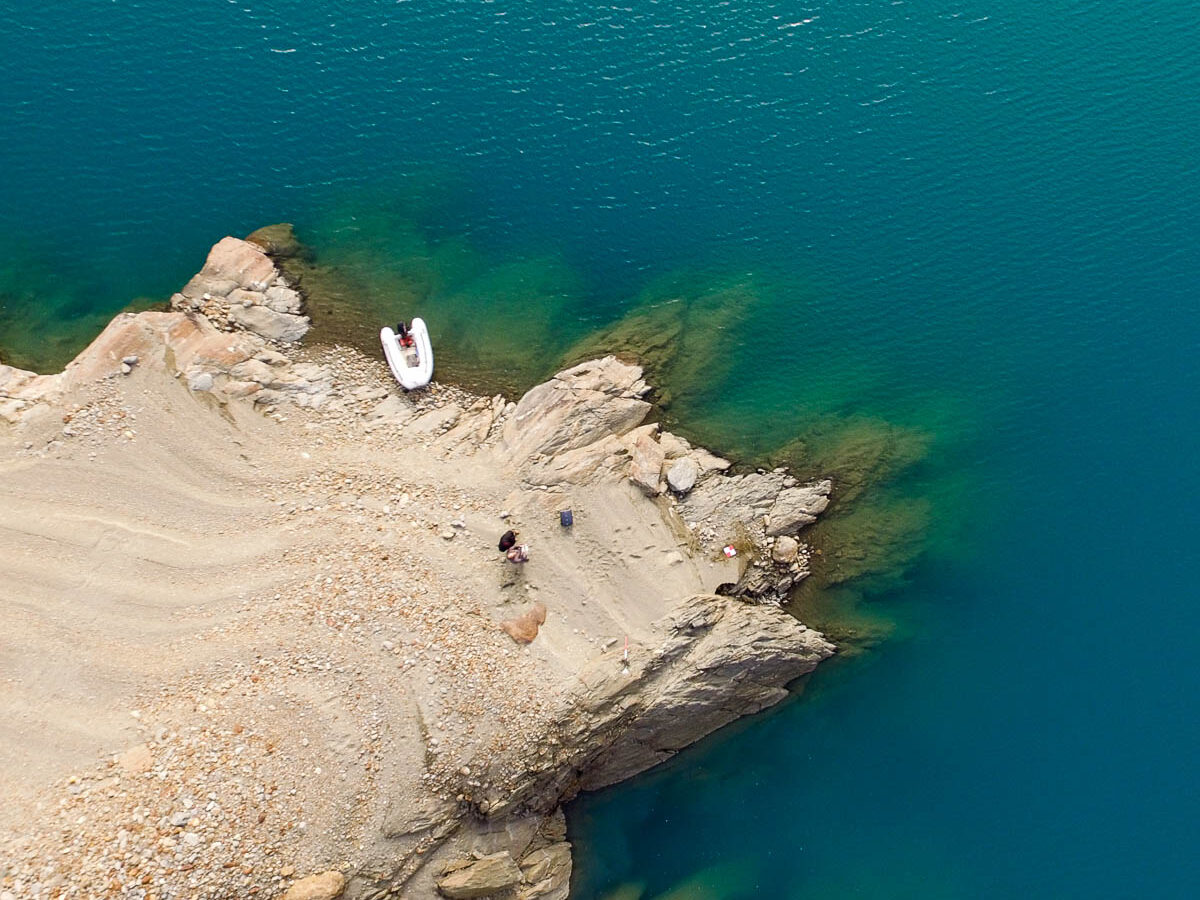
xmin=380 ymin=317 xmax=434 ymax=390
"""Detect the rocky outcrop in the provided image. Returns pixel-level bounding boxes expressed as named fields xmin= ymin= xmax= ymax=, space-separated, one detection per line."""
xmin=436 ymin=852 xmax=523 ymax=899
xmin=628 ymin=431 xmax=666 ymax=496
xmin=0 ymin=363 xmax=62 ymax=424
xmin=767 ymin=482 xmax=833 ymax=536
xmin=2 ymin=234 xmax=841 ymax=900
xmin=676 ymin=469 xmax=833 ymax=601
xmin=574 ymin=593 xmax=833 ymax=789
xmin=471 ymin=593 xmax=834 ymax=820
xmin=503 ymin=355 xmax=832 ymax=601
xmin=666 ymin=455 xmax=699 ymax=494
xmin=0 ymin=308 xmax=335 ymax=424
xmin=2 ymin=236 xmax=323 ymax=426
xmin=170 ymin=235 xmax=310 ymax=343
xmin=501 ymin=356 xmax=652 ymax=463
xmin=517 ymin=842 xmax=571 ymax=900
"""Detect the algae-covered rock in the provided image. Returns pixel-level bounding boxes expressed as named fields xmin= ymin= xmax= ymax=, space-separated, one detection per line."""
xmin=245 ymin=222 xmax=310 ymax=261
xmin=561 ymin=274 xmax=760 ymax=411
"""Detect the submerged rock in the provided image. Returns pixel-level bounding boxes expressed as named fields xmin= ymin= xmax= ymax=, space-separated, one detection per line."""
xmin=245 ymin=222 xmax=310 ymax=261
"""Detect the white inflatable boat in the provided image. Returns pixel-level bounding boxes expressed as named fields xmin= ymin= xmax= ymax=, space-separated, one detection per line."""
xmin=380 ymin=317 xmax=434 ymax=390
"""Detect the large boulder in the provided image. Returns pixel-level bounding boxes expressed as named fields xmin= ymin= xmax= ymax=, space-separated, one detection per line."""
xmin=767 ymin=481 xmax=832 ymax=536
xmin=437 ymin=851 xmax=523 ymax=899
xmin=518 ymin=842 xmax=572 ymax=900
xmin=171 ymin=236 xmax=310 ymax=343
xmin=666 ymin=456 xmax=699 ymax=494
xmin=181 ymin=236 xmax=276 ymax=296
xmin=227 ymin=303 xmax=310 ymax=343
xmin=502 ymin=357 xmax=651 ymax=464
xmin=501 ymin=603 xmax=547 ymax=644
xmin=628 ymin=432 xmax=665 ymax=496
xmin=770 ymin=535 xmax=799 ymax=564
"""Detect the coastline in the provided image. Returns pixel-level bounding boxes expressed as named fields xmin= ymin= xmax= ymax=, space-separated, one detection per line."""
xmin=0 ymin=233 xmax=835 ymax=899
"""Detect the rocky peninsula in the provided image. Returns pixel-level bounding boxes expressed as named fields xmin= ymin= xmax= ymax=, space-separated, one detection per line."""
xmin=0 ymin=234 xmax=835 ymax=900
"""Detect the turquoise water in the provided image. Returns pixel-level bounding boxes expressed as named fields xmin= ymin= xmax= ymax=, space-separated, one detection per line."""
xmin=3 ymin=1 xmax=1198 ymax=897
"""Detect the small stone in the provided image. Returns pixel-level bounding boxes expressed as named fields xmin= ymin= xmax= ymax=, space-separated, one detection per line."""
xmin=120 ymin=363 xmax=132 ymax=375
xmin=188 ymin=372 xmax=214 ymax=392
xmin=441 ymin=530 xmax=455 ymax=540
xmin=122 ymin=355 xmax=139 ymax=366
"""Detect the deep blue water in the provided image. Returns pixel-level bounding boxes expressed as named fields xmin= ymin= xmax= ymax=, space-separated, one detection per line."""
xmin=2 ymin=1 xmax=1198 ymax=897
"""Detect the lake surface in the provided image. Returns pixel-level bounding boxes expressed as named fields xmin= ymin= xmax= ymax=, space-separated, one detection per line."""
xmin=2 ymin=1 xmax=1197 ymax=897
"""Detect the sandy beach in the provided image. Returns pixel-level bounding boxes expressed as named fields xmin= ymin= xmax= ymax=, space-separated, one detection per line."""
xmin=0 ymin=236 xmax=833 ymax=900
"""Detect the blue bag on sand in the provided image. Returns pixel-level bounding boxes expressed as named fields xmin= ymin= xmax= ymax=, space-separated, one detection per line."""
xmin=559 ymin=509 xmax=574 ymax=528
